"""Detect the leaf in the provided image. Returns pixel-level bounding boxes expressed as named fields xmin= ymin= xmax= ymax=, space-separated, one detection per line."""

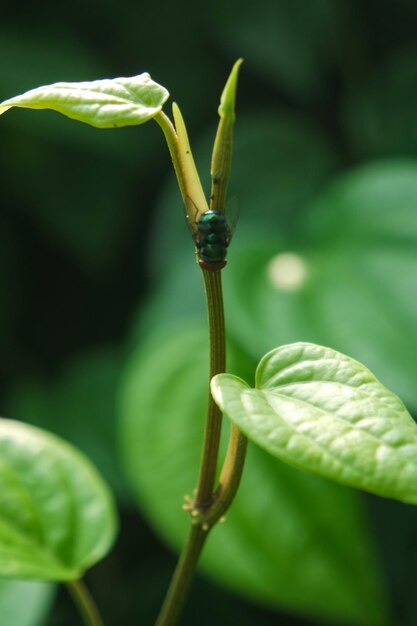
xmin=172 ymin=103 xmax=209 ymax=215
xmin=6 ymin=347 xmax=127 ymax=498
xmin=0 ymin=579 xmax=54 ymax=626
xmin=223 ymin=160 xmax=417 ymax=410
xmin=208 ymin=59 xmax=243 ymax=216
xmin=147 ymin=110 xmax=339 ymax=279
xmin=0 ymin=74 xmax=169 ymax=128
xmin=0 ymin=28 xmax=156 ymax=160
xmin=0 ymin=28 xmax=104 ymax=99
xmin=344 ymin=45 xmax=417 ymax=158
xmin=218 ymin=58 xmax=243 ymax=119
xmin=119 ymin=323 xmax=387 ymax=625
xmin=0 ymin=418 xmax=117 ymax=580
xmin=212 ymin=342 xmax=417 ymax=505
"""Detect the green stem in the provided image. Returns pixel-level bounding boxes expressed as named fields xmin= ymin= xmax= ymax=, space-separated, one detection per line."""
xmin=197 ymin=425 xmax=248 ymax=528
xmin=195 ymin=269 xmax=226 ymax=508
xmin=66 ymin=579 xmax=104 ymax=626
xmin=154 ymin=525 xmax=208 ymax=626
xmin=154 ymin=269 xmax=226 ymax=626
xmin=155 ymin=61 xmax=244 ymax=626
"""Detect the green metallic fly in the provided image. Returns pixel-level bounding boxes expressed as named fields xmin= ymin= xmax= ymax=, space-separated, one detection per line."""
xmin=185 ymin=198 xmax=238 ymax=271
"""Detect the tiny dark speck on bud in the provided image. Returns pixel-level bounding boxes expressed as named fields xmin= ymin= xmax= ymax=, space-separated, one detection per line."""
xmin=186 ymin=150 xmax=190 ymax=154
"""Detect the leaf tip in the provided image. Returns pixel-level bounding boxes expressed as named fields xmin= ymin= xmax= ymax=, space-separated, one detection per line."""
xmin=172 ymin=101 xmax=180 ymax=117
xmin=218 ymin=58 xmax=244 ymax=119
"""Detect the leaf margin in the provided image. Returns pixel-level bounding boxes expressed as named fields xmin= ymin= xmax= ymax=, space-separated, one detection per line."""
xmin=211 ymin=341 xmax=417 ymax=505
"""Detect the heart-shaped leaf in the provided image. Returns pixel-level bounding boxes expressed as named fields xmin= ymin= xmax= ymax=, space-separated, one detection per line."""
xmin=0 ymin=418 xmax=117 ymax=580
xmin=212 ymin=342 xmax=417 ymax=504
xmin=0 ymin=579 xmax=54 ymax=626
xmin=7 ymin=347 xmax=127 ymax=498
xmin=223 ymin=160 xmax=417 ymax=410
xmin=119 ymin=324 xmax=387 ymax=625
xmin=0 ymin=74 xmax=169 ymax=128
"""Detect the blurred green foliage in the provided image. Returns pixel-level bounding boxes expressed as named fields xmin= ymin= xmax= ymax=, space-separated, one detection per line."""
xmin=2 ymin=0 xmax=417 ymax=624
xmin=0 ymin=579 xmax=54 ymax=626
xmin=120 ymin=325 xmax=387 ymax=625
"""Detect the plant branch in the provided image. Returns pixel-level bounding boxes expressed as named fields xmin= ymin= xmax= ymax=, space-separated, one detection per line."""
xmin=154 ymin=525 xmax=208 ymax=626
xmin=155 ymin=60 xmax=244 ymax=626
xmin=196 ymin=425 xmax=248 ymax=528
xmin=66 ymin=579 xmax=104 ymax=626
xmin=194 ymin=269 xmax=226 ymax=508
xmin=154 ymin=269 xmax=226 ymax=626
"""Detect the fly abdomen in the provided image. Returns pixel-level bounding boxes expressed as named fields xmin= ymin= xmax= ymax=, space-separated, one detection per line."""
xmin=200 ymin=243 xmax=228 ymax=263
xmin=197 ymin=210 xmax=230 ymax=270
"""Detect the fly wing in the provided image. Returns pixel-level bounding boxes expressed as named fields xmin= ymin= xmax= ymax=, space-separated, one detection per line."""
xmin=225 ymin=196 xmax=239 ymax=241
xmin=184 ymin=196 xmax=202 ymax=241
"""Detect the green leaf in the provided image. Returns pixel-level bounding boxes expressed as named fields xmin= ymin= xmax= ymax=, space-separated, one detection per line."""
xmin=0 ymin=579 xmax=54 ymax=626
xmin=7 ymin=347 xmax=127 ymax=498
xmin=0 ymin=28 xmax=157 ymax=160
xmin=119 ymin=323 xmax=387 ymax=626
xmin=0 ymin=28 xmax=104 ymax=99
xmin=212 ymin=342 xmax=417 ymax=505
xmin=0 ymin=74 xmax=169 ymax=128
xmin=147 ymin=110 xmax=339 ymax=279
xmin=344 ymin=45 xmax=417 ymax=158
xmin=218 ymin=58 xmax=243 ymax=119
xmin=209 ymin=59 xmax=243 ymax=213
xmin=172 ymin=102 xmax=209 ymax=215
xmin=223 ymin=160 xmax=417 ymax=410
xmin=0 ymin=418 xmax=117 ymax=580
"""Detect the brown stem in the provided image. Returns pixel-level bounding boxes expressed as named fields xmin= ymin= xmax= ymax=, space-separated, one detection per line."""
xmin=154 ymin=526 xmax=208 ymax=626
xmin=66 ymin=579 xmax=104 ymax=626
xmin=194 ymin=269 xmax=226 ymax=509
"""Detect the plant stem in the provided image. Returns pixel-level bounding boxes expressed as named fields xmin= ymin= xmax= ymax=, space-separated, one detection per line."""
xmin=66 ymin=579 xmax=104 ymax=626
xmin=155 ymin=61 xmax=245 ymax=626
xmin=198 ymin=425 xmax=248 ymax=528
xmin=154 ymin=269 xmax=225 ymax=626
xmin=155 ymin=266 xmax=248 ymax=626
xmin=195 ymin=269 xmax=226 ymax=508
xmin=155 ymin=525 xmax=208 ymax=626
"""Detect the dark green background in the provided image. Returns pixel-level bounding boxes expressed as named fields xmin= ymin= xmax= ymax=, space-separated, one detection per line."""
xmin=2 ymin=1 xmax=417 ymax=624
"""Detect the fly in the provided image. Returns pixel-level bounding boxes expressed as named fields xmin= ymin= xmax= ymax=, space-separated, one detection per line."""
xmin=185 ymin=198 xmax=238 ymax=271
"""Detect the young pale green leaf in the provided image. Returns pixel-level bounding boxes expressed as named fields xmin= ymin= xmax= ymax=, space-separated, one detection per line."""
xmin=209 ymin=59 xmax=243 ymax=213
xmin=0 ymin=418 xmax=117 ymax=580
xmin=172 ymin=103 xmax=209 ymax=216
xmin=218 ymin=57 xmax=243 ymax=120
xmin=212 ymin=342 xmax=417 ymax=504
xmin=0 ymin=74 xmax=169 ymax=128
